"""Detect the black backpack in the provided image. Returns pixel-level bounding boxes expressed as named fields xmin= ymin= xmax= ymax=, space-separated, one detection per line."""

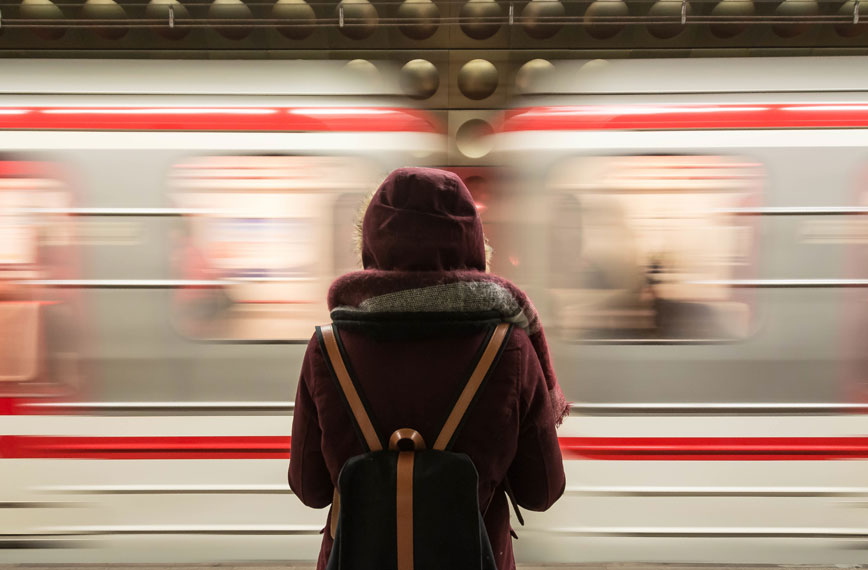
xmin=316 ymin=322 xmax=512 ymax=570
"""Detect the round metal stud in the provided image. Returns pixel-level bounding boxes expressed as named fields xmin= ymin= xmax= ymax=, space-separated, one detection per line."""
xmin=343 ymin=59 xmax=380 ymax=81
xmin=647 ymin=0 xmax=691 ymax=39
xmin=19 ymin=0 xmax=66 ymax=40
xmin=337 ymin=0 xmax=378 ymax=40
xmin=460 ymin=0 xmax=502 ymax=40
xmin=458 ymin=58 xmax=499 ymax=100
xmin=81 ymin=0 xmax=128 ymax=40
xmin=515 ymin=58 xmax=555 ymax=94
xmin=580 ymin=58 xmax=609 ymax=72
xmin=455 ymin=118 xmax=495 ymax=159
xmin=575 ymin=59 xmax=610 ymax=85
xmin=836 ymin=0 xmax=868 ymax=36
xmin=397 ymin=0 xmax=440 ymax=40
xmin=521 ymin=0 xmax=565 ymax=39
xmin=773 ymin=0 xmax=819 ymax=37
xmin=209 ymin=0 xmax=254 ymax=39
xmin=584 ymin=0 xmax=628 ymax=39
xmin=709 ymin=0 xmax=754 ymax=38
xmin=272 ymin=0 xmax=316 ymax=39
xmin=400 ymin=59 xmax=440 ymax=99
xmin=146 ymin=0 xmax=190 ymax=40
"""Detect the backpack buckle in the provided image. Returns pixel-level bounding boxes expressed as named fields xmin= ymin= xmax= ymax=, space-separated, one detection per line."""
xmin=389 ymin=428 xmax=427 ymax=451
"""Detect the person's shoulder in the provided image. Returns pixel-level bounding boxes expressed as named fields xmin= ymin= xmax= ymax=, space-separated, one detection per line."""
xmin=504 ymin=325 xmax=534 ymax=353
xmin=500 ymin=326 xmax=546 ymax=386
xmin=301 ymin=329 xmax=327 ymax=368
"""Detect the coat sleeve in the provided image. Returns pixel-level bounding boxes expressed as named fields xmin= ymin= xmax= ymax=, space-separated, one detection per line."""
xmin=288 ymin=336 xmax=334 ymax=509
xmin=506 ymin=337 xmax=566 ymax=512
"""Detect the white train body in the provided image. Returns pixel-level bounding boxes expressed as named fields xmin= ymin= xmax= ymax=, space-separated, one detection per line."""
xmin=2 ymin=57 xmax=868 ymax=565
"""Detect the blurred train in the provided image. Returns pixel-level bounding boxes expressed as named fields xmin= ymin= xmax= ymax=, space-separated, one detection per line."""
xmin=1 ymin=57 xmax=867 ymax=565
xmin=489 ymin=57 xmax=868 ymax=564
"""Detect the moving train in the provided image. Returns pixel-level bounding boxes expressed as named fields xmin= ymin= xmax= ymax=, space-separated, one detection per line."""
xmin=1 ymin=57 xmax=867 ymax=564
xmin=490 ymin=57 xmax=868 ymax=564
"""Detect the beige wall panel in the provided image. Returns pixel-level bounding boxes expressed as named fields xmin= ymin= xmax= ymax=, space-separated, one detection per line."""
xmin=447 ymin=109 xmax=503 ymax=166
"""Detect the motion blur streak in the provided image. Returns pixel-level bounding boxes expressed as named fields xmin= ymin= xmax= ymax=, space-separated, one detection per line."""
xmin=501 ymin=103 xmax=868 ymax=130
xmin=0 ymin=436 xmax=292 ymax=459
xmin=6 ymin=435 xmax=868 ymax=461
xmin=0 ymin=107 xmax=439 ymax=132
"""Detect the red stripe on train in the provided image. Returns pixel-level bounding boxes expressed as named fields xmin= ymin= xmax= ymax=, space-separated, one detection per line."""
xmin=0 ymin=107 xmax=440 ymax=133
xmin=560 ymin=437 xmax=868 ymax=460
xmin=501 ymin=104 xmax=868 ymax=132
xmin=0 ymin=436 xmax=292 ymax=459
xmin=5 ymin=435 xmax=868 ymax=460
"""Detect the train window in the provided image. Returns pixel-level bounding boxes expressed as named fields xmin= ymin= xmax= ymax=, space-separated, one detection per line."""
xmin=169 ymin=155 xmax=381 ymax=341
xmin=546 ymin=155 xmax=762 ymax=341
xmin=0 ymin=161 xmax=78 ymax=391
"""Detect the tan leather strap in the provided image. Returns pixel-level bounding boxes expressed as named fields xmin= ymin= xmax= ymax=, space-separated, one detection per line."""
xmin=396 ymin=451 xmax=415 ymax=570
xmin=433 ymin=323 xmax=510 ymax=451
xmin=320 ymin=324 xmax=383 ymax=452
xmin=320 ymin=324 xmax=382 ymax=540
xmin=329 ymin=489 xmax=340 ymax=539
xmin=391 ymin=429 xmax=424 ymax=570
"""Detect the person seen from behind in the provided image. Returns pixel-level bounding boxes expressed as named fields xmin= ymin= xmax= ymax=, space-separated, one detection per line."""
xmin=289 ymin=167 xmax=568 ymax=570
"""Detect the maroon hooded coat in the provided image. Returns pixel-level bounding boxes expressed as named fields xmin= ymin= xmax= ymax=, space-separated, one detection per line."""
xmin=289 ymin=168 xmax=565 ymax=570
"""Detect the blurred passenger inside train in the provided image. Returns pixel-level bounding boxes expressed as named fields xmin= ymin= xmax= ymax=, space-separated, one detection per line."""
xmin=545 ymin=155 xmax=757 ymax=340
xmin=289 ymin=167 xmax=568 ymax=570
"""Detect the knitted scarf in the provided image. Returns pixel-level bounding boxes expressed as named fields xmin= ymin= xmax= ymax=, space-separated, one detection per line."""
xmin=328 ymin=269 xmax=570 ymax=426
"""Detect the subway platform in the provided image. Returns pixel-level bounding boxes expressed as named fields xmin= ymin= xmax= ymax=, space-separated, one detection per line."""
xmin=0 ymin=562 xmax=868 ymax=570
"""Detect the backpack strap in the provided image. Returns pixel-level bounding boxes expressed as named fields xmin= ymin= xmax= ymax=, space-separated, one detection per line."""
xmin=318 ymin=323 xmax=384 ymax=541
xmin=317 ymin=324 xmax=383 ymax=452
xmin=433 ymin=322 xmax=512 ymax=451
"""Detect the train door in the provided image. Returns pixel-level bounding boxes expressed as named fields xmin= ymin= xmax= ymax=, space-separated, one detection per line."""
xmin=0 ymin=160 xmax=81 ymax=403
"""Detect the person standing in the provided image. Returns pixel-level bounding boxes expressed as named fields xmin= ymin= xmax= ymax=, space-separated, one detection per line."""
xmin=289 ymin=167 xmax=568 ymax=570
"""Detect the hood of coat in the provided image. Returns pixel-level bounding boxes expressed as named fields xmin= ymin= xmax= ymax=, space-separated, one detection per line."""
xmin=361 ymin=167 xmax=486 ymax=272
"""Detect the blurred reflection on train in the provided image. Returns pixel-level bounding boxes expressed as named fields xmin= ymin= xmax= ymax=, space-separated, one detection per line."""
xmin=0 ymin=161 xmax=82 ymax=396
xmin=489 ymin=57 xmax=868 ymax=565
xmin=0 ymin=60 xmax=442 ymax=562
xmin=170 ymin=155 xmax=383 ymax=340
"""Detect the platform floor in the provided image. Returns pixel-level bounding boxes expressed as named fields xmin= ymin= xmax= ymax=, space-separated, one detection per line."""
xmin=0 ymin=562 xmax=868 ymax=570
